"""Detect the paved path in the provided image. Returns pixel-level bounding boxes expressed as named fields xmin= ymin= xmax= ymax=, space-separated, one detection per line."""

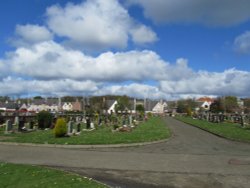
xmin=0 ymin=117 xmax=250 ymax=187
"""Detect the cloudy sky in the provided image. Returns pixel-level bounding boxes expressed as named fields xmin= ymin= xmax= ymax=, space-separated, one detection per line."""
xmin=0 ymin=0 xmax=250 ymax=99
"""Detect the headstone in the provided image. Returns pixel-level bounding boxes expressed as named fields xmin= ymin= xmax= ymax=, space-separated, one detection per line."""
xmin=18 ymin=120 xmax=25 ymax=131
xmin=90 ymin=122 xmax=95 ymax=129
xmin=129 ymin=115 xmax=132 ymax=126
xmin=240 ymin=115 xmax=244 ymax=127
xmin=98 ymin=116 xmax=102 ymax=126
xmin=67 ymin=121 xmax=73 ymax=134
xmin=5 ymin=120 xmax=12 ymax=133
xmin=29 ymin=121 xmax=34 ymax=129
xmin=86 ymin=117 xmax=91 ymax=129
xmin=77 ymin=123 xmax=81 ymax=132
xmin=122 ymin=117 xmax=126 ymax=126
xmin=14 ymin=116 xmax=19 ymax=126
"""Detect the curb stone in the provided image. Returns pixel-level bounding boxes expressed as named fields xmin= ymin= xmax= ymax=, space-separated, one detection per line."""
xmin=0 ymin=138 xmax=169 ymax=149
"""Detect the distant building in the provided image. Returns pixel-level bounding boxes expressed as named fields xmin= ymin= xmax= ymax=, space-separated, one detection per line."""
xmin=196 ymin=97 xmax=214 ymax=111
xmin=62 ymin=102 xmax=73 ymax=111
xmin=152 ymin=101 xmax=168 ymax=114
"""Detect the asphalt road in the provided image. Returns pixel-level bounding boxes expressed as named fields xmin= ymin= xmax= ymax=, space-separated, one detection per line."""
xmin=0 ymin=117 xmax=250 ymax=188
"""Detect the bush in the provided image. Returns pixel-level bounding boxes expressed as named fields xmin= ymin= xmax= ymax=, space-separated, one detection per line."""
xmin=37 ymin=111 xmax=53 ymax=129
xmin=54 ymin=118 xmax=67 ymax=137
xmin=147 ymin=112 xmax=153 ymax=118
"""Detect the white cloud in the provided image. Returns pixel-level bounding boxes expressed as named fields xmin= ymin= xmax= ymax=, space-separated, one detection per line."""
xmin=6 ymin=41 xmax=167 ymax=81
xmin=10 ymin=24 xmax=53 ymax=47
xmin=46 ymin=0 xmax=157 ymax=50
xmin=94 ymin=83 xmax=167 ymax=99
xmin=160 ymin=69 xmax=250 ymax=97
xmin=0 ymin=59 xmax=9 ymax=79
xmin=2 ymin=40 xmax=250 ymax=98
xmin=0 ymin=77 xmax=98 ymax=96
xmin=130 ymin=25 xmax=158 ymax=44
xmin=234 ymin=31 xmax=250 ymax=54
xmin=128 ymin=0 xmax=250 ymax=26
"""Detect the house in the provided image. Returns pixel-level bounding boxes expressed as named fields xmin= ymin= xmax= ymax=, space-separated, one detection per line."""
xmin=62 ymin=102 xmax=73 ymax=111
xmin=107 ymin=100 xmax=117 ymax=114
xmin=26 ymin=98 xmax=60 ymax=113
xmin=72 ymin=99 xmax=82 ymax=111
xmin=196 ymin=97 xmax=214 ymax=111
xmin=152 ymin=101 xmax=168 ymax=114
xmin=0 ymin=101 xmax=20 ymax=112
xmin=61 ymin=99 xmax=83 ymax=112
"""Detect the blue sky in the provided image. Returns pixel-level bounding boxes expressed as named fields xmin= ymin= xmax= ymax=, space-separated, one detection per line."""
xmin=0 ymin=0 xmax=250 ymax=99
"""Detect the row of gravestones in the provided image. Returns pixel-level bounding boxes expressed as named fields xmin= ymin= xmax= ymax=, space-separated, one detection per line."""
xmin=66 ymin=117 xmax=95 ymax=135
xmin=196 ymin=113 xmax=246 ymax=126
xmin=4 ymin=118 xmax=36 ymax=134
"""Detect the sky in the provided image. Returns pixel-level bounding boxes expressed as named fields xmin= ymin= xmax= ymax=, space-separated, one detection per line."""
xmin=0 ymin=0 xmax=250 ymax=99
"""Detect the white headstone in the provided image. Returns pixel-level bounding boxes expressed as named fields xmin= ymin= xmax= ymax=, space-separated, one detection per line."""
xmin=90 ymin=122 xmax=95 ymax=129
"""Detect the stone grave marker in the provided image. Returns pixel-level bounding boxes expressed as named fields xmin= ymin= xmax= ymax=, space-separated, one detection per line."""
xmin=67 ymin=121 xmax=73 ymax=134
xmin=86 ymin=117 xmax=91 ymax=129
xmin=77 ymin=123 xmax=81 ymax=132
xmin=18 ymin=119 xmax=25 ymax=131
xmin=90 ymin=122 xmax=95 ymax=129
xmin=5 ymin=120 xmax=12 ymax=133
xmin=29 ymin=121 xmax=34 ymax=129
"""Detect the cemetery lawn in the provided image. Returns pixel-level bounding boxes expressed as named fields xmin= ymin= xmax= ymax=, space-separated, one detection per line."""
xmin=0 ymin=117 xmax=170 ymax=145
xmin=0 ymin=162 xmax=106 ymax=188
xmin=175 ymin=116 xmax=250 ymax=142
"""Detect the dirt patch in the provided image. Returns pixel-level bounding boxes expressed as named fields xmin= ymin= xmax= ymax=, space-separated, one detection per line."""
xmin=0 ymin=136 xmax=15 ymax=141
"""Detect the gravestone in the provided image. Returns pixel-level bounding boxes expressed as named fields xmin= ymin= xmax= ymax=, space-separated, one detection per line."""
xmin=98 ymin=116 xmax=102 ymax=126
xmin=29 ymin=121 xmax=34 ymax=129
xmin=90 ymin=122 xmax=95 ymax=129
xmin=129 ymin=115 xmax=133 ymax=126
xmin=67 ymin=121 xmax=73 ymax=134
xmin=14 ymin=116 xmax=19 ymax=126
xmin=18 ymin=120 xmax=25 ymax=131
xmin=86 ymin=117 xmax=91 ymax=129
xmin=77 ymin=123 xmax=81 ymax=132
xmin=5 ymin=120 xmax=12 ymax=133
xmin=240 ymin=115 xmax=244 ymax=127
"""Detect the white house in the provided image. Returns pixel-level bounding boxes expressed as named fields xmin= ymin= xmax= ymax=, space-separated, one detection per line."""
xmin=28 ymin=104 xmax=50 ymax=112
xmin=152 ymin=101 xmax=168 ymax=114
xmin=196 ymin=97 xmax=214 ymax=111
xmin=107 ymin=100 xmax=117 ymax=114
xmin=62 ymin=102 xmax=73 ymax=111
xmin=200 ymin=101 xmax=212 ymax=110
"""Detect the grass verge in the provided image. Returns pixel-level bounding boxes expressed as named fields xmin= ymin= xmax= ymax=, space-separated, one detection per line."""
xmin=0 ymin=117 xmax=170 ymax=145
xmin=0 ymin=162 xmax=106 ymax=188
xmin=175 ymin=116 xmax=250 ymax=142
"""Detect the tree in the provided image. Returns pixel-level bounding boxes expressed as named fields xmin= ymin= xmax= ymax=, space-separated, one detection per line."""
xmin=224 ymin=96 xmax=238 ymax=113
xmin=115 ymin=96 xmax=131 ymax=113
xmin=176 ymin=99 xmax=197 ymax=115
xmin=177 ymin=100 xmax=186 ymax=113
xmin=243 ymin=98 xmax=250 ymax=113
xmin=61 ymin=96 xmax=75 ymax=102
xmin=33 ymin=96 xmax=43 ymax=99
xmin=210 ymin=97 xmax=224 ymax=113
xmin=37 ymin=111 xmax=53 ymax=129
xmin=136 ymin=104 xmax=145 ymax=115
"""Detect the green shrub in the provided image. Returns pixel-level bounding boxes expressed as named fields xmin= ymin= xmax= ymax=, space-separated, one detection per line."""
xmin=54 ymin=118 xmax=67 ymax=137
xmin=147 ymin=112 xmax=153 ymax=118
xmin=37 ymin=111 xmax=53 ymax=129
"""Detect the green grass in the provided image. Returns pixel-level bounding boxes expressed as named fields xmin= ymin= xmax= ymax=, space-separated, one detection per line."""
xmin=0 ymin=162 xmax=107 ymax=188
xmin=0 ymin=117 xmax=170 ymax=145
xmin=175 ymin=116 xmax=250 ymax=142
